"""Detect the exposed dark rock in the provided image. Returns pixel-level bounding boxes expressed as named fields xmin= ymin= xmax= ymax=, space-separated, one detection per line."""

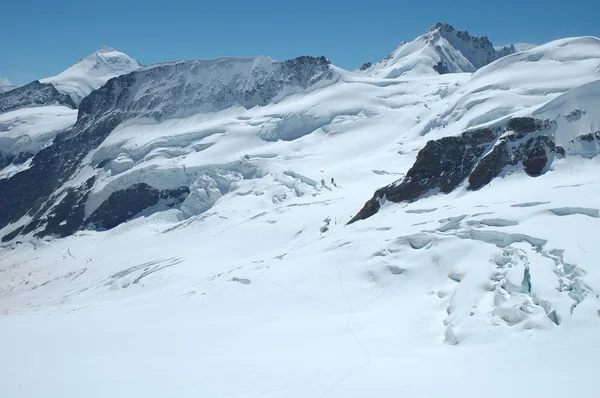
xmin=349 ymin=127 xmax=499 ymax=223
xmin=350 ymin=117 xmax=558 ymax=223
xmin=0 ymin=80 xmax=76 ymax=114
xmin=34 ymin=177 xmax=96 ymax=238
xmin=522 ymin=137 xmax=553 ymax=175
xmin=0 ymin=74 xmax=135 ymax=235
xmin=86 ymin=183 xmax=189 ymax=230
xmin=433 ymin=61 xmax=450 ymax=74
xmin=468 ymin=142 xmax=511 ymax=190
xmin=565 ymin=109 xmax=585 ymax=122
xmin=1 ymin=225 xmax=24 ymax=242
xmin=578 ymin=131 xmax=600 ymax=142
xmin=0 ymin=151 xmax=35 ymax=174
xmin=359 ymin=62 xmax=372 ymax=71
xmin=0 ymin=151 xmax=14 ymax=170
xmin=468 ymin=126 xmax=557 ymax=189
xmin=506 ymin=117 xmax=545 ymax=135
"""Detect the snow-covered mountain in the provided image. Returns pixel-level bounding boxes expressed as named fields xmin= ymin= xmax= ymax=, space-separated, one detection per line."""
xmin=0 ymin=55 xmax=337 ymax=238
xmin=2 ymin=23 xmax=600 ymax=398
xmin=0 ymin=47 xmax=139 ymax=183
xmin=40 ymin=46 xmax=141 ymax=105
xmin=359 ymin=22 xmax=516 ymax=78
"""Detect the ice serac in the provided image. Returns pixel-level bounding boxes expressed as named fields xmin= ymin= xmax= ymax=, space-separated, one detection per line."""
xmin=0 ymin=55 xmax=337 ymax=240
xmin=360 ymin=22 xmax=515 ymax=78
xmin=40 ymin=46 xmax=141 ymax=105
xmin=0 ymin=80 xmax=76 ymax=114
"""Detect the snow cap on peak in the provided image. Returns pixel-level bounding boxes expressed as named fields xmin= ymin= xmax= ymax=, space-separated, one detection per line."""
xmin=40 ymin=46 xmax=141 ymax=105
xmin=95 ymin=46 xmax=118 ymax=54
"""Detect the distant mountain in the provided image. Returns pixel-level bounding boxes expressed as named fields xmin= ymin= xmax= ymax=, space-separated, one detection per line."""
xmin=0 ymin=80 xmax=75 ymax=114
xmin=359 ymin=22 xmax=516 ymax=78
xmin=40 ymin=46 xmax=141 ymax=105
xmin=498 ymin=43 xmax=537 ymax=52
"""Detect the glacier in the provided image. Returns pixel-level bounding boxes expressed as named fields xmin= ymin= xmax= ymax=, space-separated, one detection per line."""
xmin=1 ymin=23 xmax=599 ymax=398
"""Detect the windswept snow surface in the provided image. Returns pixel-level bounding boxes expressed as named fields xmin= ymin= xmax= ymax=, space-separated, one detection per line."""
xmin=2 ymin=34 xmax=600 ymax=398
xmin=40 ymin=46 xmax=141 ymax=105
xmin=0 ymin=105 xmax=77 ymax=155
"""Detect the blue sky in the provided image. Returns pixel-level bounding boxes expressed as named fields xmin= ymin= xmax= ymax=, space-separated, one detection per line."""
xmin=1 ymin=0 xmax=598 ymax=84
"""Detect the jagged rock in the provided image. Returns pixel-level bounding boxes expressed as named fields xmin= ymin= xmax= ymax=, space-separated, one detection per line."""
xmin=358 ymin=62 xmax=372 ymax=71
xmin=505 ymin=117 xmax=545 ymax=135
xmin=469 ymin=119 xmax=558 ymax=189
xmin=349 ymin=127 xmax=498 ymax=223
xmin=33 ymin=177 xmax=96 ymax=238
xmin=577 ymin=131 xmax=600 ymax=142
xmin=433 ymin=61 xmax=450 ymax=74
xmin=0 ymin=80 xmax=76 ymax=114
xmin=86 ymin=183 xmax=189 ymax=230
xmin=350 ymin=117 xmax=561 ymax=223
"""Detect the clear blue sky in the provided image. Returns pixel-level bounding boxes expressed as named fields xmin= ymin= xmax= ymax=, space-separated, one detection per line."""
xmin=1 ymin=0 xmax=598 ymax=84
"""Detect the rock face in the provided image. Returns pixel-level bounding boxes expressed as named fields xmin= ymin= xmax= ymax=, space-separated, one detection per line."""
xmin=428 ymin=22 xmax=515 ymax=74
xmin=0 ymin=81 xmax=76 ymax=114
xmin=349 ymin=117 xmax=559 ymax=224
xmin=0 ymin=56 xmax=336 ymax=241
xmin=86 ymin=184 xmax=189 ymax=230
xmin=360 ymin=22 xmax=516 ymax=78
xmin=349 ymin=127 xmax=499 ymax=223
xmin=468 ymin=118 xmax=559 ymax=189
xmin=358 ymin=62 xmax=372 ymax=71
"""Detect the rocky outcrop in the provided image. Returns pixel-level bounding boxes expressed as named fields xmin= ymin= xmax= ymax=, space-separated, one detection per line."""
xmin=359 ymin=62 xmax=372 ymax=71
xmin=577 ymin=131 xmax=600 ymax=142
xmin=0 ymin=74 xmax=132 ymax=237
xmin=468 ymin=118 xmax=559 ymax=189
xmin=349 ymin=127 xmax=499 ymax=223
xmin=349 ymin=117 xmax=560 ymax=224
xmin=86 ymin=183 xmax=189 ymax=230
xmin=428 ymin=22 xmax=515 ymax=70
xmin=0 ymin=151 xmax=34 ymax=170
xmin=0 ymin=80 xmax=76 ymax=114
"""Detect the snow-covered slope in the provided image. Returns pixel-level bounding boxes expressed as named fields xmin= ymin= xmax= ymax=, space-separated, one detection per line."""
xmin=360 ymin=22 xmax=515 ymax=78
xmin=40 ymin=46 xmax=141 ymax=105
xmin=1 ymin=23 xmax=600 ymax=398
xmin=0 ymin=106 xmax=77 ymax=176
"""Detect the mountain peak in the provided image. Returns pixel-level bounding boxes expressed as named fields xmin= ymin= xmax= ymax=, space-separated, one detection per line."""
xmin=427 ymin=21 xmax=455 ymax=33
xmin=95 ymin=46 xmax=118 ymax=54
xmin=40 ymin=47 xmax=141 ymax=105
xmin=359 ymin=22 xmax=516 ymax=78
